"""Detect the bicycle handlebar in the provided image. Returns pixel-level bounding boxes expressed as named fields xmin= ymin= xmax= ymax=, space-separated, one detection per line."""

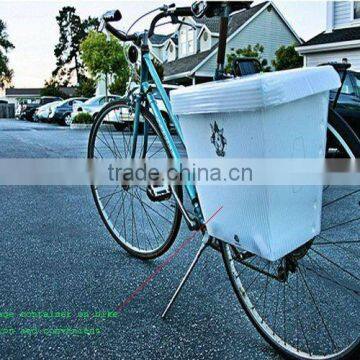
xmin=105 ymin=22 xmax=140 ymax=43
xmin=103 ymin=6 xmax=193 ymax=43
xmin=148 ymin=7 xmax=193 ymax=38
xmin=103 ymin=2 xmax=251 ymax=43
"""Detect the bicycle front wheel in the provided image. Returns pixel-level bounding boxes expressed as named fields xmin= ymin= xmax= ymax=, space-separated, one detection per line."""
xmin=221 ymin=110 xmax=360 ymax=359
xmin=88 ymin=100 xmax=183 ymax=260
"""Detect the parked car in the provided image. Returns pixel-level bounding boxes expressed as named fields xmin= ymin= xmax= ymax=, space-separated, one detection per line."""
xmin=71 ymin=95 xmax=121 ymax=121
xmin=105 ymin=84 xmax=181 ymax=131
xmin=33 ymin=101 xmax=62 ymax=122
xmin=321 ymin=63 xmax=360 ymax=135
xmin=15 ymin=103 xmax=22 ymax=118
xmin=49 ymin=97 xmax=88 ymax=126
xmin=19 ymin=96 xmax=63 ymax=121
xmin=330 ymin=70 xmax=360 ymax=135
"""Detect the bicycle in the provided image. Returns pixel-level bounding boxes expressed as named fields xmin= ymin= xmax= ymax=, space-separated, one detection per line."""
xmin=88 ymin=2 xmax=360 ymax=359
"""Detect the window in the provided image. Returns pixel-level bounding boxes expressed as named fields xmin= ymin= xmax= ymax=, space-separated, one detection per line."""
xmin=180 ymin=30 xmax=186 ymax=55
xmin=179 ymin=27 xmax=195 ymax=56
xmin=169 ymin=43 xmax=174 ymax=53
xmin=340 ymin=73 xmax=355 ymax=95
xmin=188 ymin=29 xmax=194 ymax=54
xmin=355 ymin=1 xmax=360 ymax=20
xmin=353 ymin=73 xmax=360 ymax=95
xmin=201 ymin=30 xmax=211 ymax=51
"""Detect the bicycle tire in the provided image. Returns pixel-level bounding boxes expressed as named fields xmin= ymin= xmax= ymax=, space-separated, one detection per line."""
xmin=221 ymin=109 xmax=360 ymax=359
xmin=88 ymin=100 xmax=183 ymax=260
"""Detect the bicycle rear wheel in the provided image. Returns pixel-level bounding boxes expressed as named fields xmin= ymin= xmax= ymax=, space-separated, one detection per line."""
xmin=221 ymin=110 xmax=360 ymax=359
xmin=88 ymin=100 xmax=183 ymax=260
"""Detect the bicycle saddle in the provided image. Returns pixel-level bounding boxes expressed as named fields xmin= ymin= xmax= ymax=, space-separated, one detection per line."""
xmin=318 ymin=61 xmax=351 ymax=72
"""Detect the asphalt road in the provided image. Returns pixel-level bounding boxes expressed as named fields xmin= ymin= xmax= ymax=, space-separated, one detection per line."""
xmin=0 ymin=119 xmax=280 ymax=359
xmin=1 ymin=118 xmax=359 ymax=360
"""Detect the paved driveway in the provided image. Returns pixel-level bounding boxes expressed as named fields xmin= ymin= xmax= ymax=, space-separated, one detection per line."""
xmin=0 ymin=119 xmax=279 ymax=359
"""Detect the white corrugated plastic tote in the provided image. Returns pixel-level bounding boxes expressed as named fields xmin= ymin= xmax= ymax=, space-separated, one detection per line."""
xmin=171 ymin=66 xmax=341 ymax=261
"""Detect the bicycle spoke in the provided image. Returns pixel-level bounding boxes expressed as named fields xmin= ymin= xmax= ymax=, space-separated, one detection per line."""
xmin=112 ymin=191 xmax=127 ymax=231
xmin=314 ymin=235 xmax=360 ymax=258
xmin=322 ymin=188 xmax=360 ymax=208
xmin=321 ymin=215 xmax=360 ymax=232
xmin=94 ymin=145 xmax=104 ymax=159
xmin=99 ymin=187 xmax=122 ymax=201
xmin=303 ymin=253 xmax=359 ymax=298
xmin=128 ymin=189 xmax=173 ymax=225
xmin=298 ymin=266 xmax=338 ymax=352
xmin=310 ymin=247 xmax=360 ymax=282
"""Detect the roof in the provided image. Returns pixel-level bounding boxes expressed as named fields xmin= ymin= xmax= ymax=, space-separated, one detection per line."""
xmin=5 ymin=87 xmax=76 ymax=97
xmin=6 ymin=88 xmax=42 ymax=96
xmin=195 ymin=2 xmax=267 ymax=35
xmin=194 ymin=16 xmax=221 ymax=33
xmin=60 ymin=87 xmax=76 ymax=96
xmin=163 ymin=2 xmax=268 ymax=78
xmin=299 ymin=26 xmax=360 ymax=47
xmin=163 ymin=48 xmax=214 ymax=77
xmin=224 ymin=2 xmax=268 ymax=37
xmin=150 ymin=34 xmax=172 ymax=45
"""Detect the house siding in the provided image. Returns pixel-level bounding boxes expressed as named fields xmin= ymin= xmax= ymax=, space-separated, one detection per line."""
xmin=197 ymin=5 xmax=299 ymax=75
xmin=305 ymin=49 xmax=360 ymax=71
xmin=334 ymin=1 xmax=353 ymax=29
xmin=200 ymin=30 xmax=212 ymax=52
xmin=178 ymin=21 xmax=198 ymax=59
xmin=167 ymin=43 xmax=177 ymax=62
xmin=151 ymin=46 xmax=165 ymax=62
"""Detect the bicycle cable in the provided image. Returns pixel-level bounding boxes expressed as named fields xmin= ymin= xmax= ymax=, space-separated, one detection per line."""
xmin=122 ymin=7 xmax=176 ymax=94
xmin=122 ymin=6 xmax=165 ymax=82
xmin=125 ymin=6 xmax=163 ymax=37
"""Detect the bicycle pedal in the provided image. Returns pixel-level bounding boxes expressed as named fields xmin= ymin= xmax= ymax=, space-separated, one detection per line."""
xmin=146 ymin=185 xmax=171 ymax=202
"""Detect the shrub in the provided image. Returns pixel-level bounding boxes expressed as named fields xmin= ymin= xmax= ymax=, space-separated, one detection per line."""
xmin=272 ymin=45 xmax=303 ymax=71
xmin=74 ymin=77 xmax=96 ymax=98
xmin=72 ymin=112 xmax=93 ymax=124
xmin=226 ymin=44 xmax=271 ymax=74
xmin=41 ymin=78 xmax=69 ymax=98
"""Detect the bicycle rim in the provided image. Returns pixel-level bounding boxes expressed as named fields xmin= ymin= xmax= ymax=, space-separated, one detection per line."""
xmin=88 ymin=100 xmax=183 ymax=260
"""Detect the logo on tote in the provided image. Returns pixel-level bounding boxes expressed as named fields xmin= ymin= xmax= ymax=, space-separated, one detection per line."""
xmin=210 ymin=121 xmax=227 ymax=157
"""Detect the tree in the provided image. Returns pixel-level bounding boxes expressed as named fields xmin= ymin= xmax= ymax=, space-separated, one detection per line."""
xmin=153 ymin=59 xmax=164 ymax=80
xmin=52 ymin=7 xmax=99 ymax=85
xmin=80 ymin=31 xmax=130 ymax=96
xmin=272 ymin=45 xmax=303 ymax=71
xmin=74 ymin=77 xmax=96 ymax=98
xmin=109 ymin=75 xmax=129 ymax=96
xmin=40 ymin=78 xmax=67 ymax=98
xmin=0 ymin=19 xmax=15 ymax=88
xmin=226 ymin=44 xmax=271 ymax=74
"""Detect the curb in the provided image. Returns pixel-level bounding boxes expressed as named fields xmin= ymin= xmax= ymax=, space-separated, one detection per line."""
xmin=70 ymin=124 xmax=92 ymax=130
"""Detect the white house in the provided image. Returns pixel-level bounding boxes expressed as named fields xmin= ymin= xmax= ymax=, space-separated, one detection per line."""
xmin=148 ymin=2 xmax=302 ymax=85
xmin=297 ymin=1 xmax=360 ymax=70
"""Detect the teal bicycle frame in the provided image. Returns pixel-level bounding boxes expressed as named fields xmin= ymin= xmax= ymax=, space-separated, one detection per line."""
xmin=130 ymin=36 xmax=202 ymax=227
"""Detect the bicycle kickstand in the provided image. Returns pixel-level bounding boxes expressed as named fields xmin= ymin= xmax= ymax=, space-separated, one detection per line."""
xmin=161 ymin=233 xmax=212 ymax=319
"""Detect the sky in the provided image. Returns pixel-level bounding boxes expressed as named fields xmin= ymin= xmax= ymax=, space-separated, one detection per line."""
xmin=0 ymin=0 xmax=327 ymax=88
